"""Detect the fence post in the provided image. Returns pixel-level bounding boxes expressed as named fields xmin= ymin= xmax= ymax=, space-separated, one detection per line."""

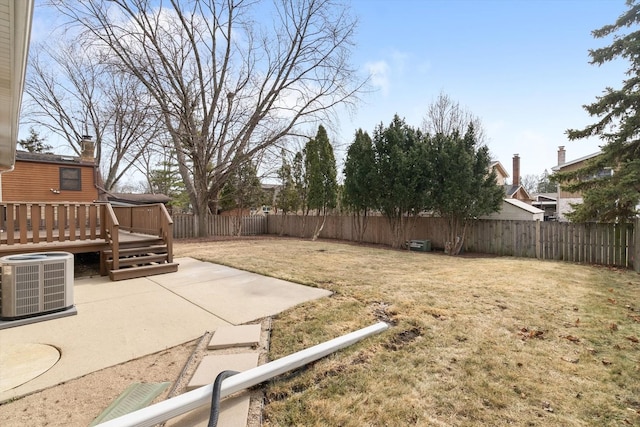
xmin=634 ymin=217 xmax=640 ymax=273
xmin=534 ymin=219 xmax=540 ymax=259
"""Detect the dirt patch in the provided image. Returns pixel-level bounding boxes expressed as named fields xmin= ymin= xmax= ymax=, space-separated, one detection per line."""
xmin=0 ymin=340 xmax=196 ymax=426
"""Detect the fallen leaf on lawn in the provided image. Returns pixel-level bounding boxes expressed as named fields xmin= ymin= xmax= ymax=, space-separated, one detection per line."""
xmin=628 ymin=314 xmax=640 ymax=323
xmin=608 ymin=298 xmax=617 ymax=304
xmin=561 ymin=356 xmax=579 ymax=363
xmin=530 ymin=330 xmax=544 ymax=339
xmin=575 ymin=318 xmax=580 ymax=326
xmin=586 ymin=347 xmax=596 ymax=354
xmin=602 ymin=359 xmax=612 ymax=365
xmin=562 ymin=335 xmax=580 ymax=343
xmin=626 ymin=336 xmax=639 ymax=343
xmin=610 ymin=323 xmax=618 ymax=331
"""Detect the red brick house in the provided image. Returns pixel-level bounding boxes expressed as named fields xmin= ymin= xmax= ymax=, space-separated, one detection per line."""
xmin=0 ymin=140 xmax=100 ymax=203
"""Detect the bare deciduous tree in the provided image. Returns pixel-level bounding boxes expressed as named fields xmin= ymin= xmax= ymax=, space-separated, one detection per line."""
xmin=422 ymin=91 xmax=487 ymax=144
xmin=23 ymin=40 xmax=161 ymax=191
xmin=53 ymin=0 xmax=365 ymax=236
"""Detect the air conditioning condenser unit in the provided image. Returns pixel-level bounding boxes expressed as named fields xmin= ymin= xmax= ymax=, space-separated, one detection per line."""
xmin=0 ymin=252 xmax=74 ymax=320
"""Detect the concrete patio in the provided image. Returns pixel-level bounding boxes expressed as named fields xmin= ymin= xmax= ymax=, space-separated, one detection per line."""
xmin=0 ymin=257 xmax=332 ymax=403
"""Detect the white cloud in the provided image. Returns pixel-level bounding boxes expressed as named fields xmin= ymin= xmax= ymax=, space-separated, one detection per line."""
xmin=365 ymin=60 xmax=390 ymax=96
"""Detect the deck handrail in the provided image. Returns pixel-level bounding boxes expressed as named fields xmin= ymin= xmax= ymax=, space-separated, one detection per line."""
xmin=0 ymin=202 xmax=102 ymax=245
xmin=102 ymin=203 xmax=120 ymax=271
xmin=159 ymin=203 xmax=174 ymax=263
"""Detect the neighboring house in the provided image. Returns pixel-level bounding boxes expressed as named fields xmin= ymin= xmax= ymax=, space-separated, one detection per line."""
xmin=531 ymin=193 xmax=557 ymax=221
xmin=480 ymin=198 xmax=544 ymax=221
xmin=491 ymin=154 xmax=532 ymax=203
xmin=1 ymin=141 xmax=99 ymax=203
xmin=486 ymin=154 xmax=542 ymax=220
xmin=491 ymin=160 xmax=509 ymax=186
xmin=551 ymin=146 xmax=604 ymax=222
xmin=107 ymin=193 xmax=172 ymax=206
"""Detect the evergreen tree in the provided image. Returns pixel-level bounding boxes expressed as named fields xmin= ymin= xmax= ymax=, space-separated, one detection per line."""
xmin=219 ymin=160 xmax=263 ymax=235
xmin=148 ymin=150 xmax=190 ymax=212
xmin=555 ymin=0 xmax=640 ymax=222
xmin=276 ymin=149 xmax=300 ymax=235
xmin=18 ymin=128 xmax=52 ymax=153
xmin=536 ymin=169 xmax=556 ymax=194
xmin=372 ymin=115 xmax=431 ymax=249
xmin=305 ymin=125 xmax=338 ymax=240
xmin=342 ymin=129 xmax=376 ymax=242
xmin=291 ymin=150 xmax=310 ymax=237
xmin=427 ymin=125 xmax=503 ymax=255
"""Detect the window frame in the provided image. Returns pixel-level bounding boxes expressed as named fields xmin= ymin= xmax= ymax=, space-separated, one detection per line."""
xmin=59 ymin=167 xmax=82 ymax=191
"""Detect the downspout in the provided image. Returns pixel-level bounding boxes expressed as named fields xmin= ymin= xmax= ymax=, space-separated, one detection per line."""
xmin=97 ymin=322 xmax=389 ymax=427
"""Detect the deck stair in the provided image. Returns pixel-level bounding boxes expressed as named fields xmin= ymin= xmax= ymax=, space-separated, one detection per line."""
xmin=101 ymin=238 xmax=178 ymax=281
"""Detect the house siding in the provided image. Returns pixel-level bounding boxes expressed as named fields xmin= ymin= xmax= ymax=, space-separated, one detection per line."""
xmin=557 ymin=197 xmax=582 ymax=222
xmin=557 ymin=161 xmax=586 ymax=199
xmin=2 ymin=160 xmax=98 ymax=202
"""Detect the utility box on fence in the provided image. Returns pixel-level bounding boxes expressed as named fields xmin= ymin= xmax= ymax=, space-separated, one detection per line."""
xmin=409 ymin=240 xmax=431 ymax=252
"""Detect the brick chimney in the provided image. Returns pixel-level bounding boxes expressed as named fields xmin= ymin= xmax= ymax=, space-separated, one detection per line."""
xmin=512 ymin=154 xmax=520 ymax=187
xmin=557 ymin=146 xmax=566 ymax=166
xmin=80 ymin=135 xmax=95 ymax=163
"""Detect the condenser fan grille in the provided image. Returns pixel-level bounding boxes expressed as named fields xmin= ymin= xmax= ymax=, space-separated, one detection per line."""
xmin=0 ymin=252 xmax=74 ymax=320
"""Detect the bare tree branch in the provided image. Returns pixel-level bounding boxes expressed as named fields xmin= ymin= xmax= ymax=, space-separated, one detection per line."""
xmin=52 ymin=0 xmax=365 ymax=236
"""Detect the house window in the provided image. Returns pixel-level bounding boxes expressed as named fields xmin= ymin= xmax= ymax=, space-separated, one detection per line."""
xmin=60 ymin=167 xmax=81 ymax=191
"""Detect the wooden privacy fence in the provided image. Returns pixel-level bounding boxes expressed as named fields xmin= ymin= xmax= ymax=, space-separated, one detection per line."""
xmin=267 ymin=214 xmax=451 ymax=248
xmin=268 ymin=214 xmax=639 ymax=270
xmin=171 ymin=212 xmax=639 ymax=270
xmin=173 ymin=214 xmax=267 ymax=238
xmin=465 ymin=220 xmax=635 ymax=267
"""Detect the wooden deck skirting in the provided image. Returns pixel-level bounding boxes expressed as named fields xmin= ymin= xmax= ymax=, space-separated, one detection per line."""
xmin=0 ymin=202 xmax=175 ymax=279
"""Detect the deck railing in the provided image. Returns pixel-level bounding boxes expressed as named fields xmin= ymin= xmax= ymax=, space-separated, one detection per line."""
xmin=112 ymin=204 xmax=173 ymax=237
xmin=102 ymin=203 xmax=120 ymax=271
xmin=110 ymin=203 xmax=174 ymax=262
xmin=0 ymin=202 xmax=102 ymax=245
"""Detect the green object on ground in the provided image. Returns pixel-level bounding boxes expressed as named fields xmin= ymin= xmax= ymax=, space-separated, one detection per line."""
xmin=89 ymin=382 xmax=170 ymax=426
xmin=409 ymin=239 xmax=431 ymax=252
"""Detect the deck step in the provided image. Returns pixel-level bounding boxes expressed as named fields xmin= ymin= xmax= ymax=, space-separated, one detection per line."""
xmin=109 ymin=263 xmax=179 ymax=281
xmin=103 ymin=245 xmax=168 ymax=258
xmin=108 ymin=254 xmax=169 ymax=269
xmin=118 ymin=238 xmax=165 ymax=248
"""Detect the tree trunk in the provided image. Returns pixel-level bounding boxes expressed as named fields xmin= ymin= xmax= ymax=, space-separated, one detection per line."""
xmin=233 ymin=213 xmax=243 ymax=236
xmin=312 ymin=210 xmax=327 ymax=241
xmin=352 ymin=210 xmax=369 ymax=243
xmin=445 ymin=216 xmax=467 ymax=256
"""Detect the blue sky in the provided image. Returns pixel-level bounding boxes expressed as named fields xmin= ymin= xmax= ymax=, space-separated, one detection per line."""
xmin=25 ymin=0 xmax=630 ymax=183
xmin=340 ymin=0 xmax=629 ymax=180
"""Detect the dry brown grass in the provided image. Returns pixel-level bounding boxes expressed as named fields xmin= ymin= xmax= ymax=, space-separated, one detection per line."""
xmin=174 ymin=237 xmax=640 ymax=427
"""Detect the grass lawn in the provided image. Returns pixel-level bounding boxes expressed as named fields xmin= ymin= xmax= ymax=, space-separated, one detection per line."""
xmin=174 ymin=237 xmax=640 ymax=426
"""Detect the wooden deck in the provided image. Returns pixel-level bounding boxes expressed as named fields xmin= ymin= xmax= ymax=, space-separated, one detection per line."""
xmin=0 ymin=230 xmax=158 ymax=256
xmin=0 ymin=202 xmax=177 ymax=280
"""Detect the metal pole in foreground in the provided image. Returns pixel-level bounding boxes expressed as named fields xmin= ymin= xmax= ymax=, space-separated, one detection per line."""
xmin=98 ymin=321 xmax=389 ymax=427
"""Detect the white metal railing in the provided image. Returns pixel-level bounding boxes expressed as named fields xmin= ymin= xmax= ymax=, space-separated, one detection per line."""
xmin=97 ymin=322 xmax=389 ymax=427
